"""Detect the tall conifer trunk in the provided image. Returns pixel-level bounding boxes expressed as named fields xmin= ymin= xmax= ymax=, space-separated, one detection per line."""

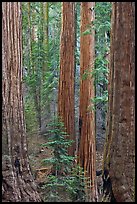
xmin=103 ymin=2 xmax=135 ymax=202
xmin=58 ymin=2 xmax=75 ymax=156
xmin=78 ymin=2 xmax=98 ymax=201
xmin=2 ymin=2 xmax=41 ymax=202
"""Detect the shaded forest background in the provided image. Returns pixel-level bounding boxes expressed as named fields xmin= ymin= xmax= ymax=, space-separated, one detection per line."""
xmin=22 ymin=1 xmax=110 ymax=171
xmin=22 ymin=3 xmax=111 ymax=200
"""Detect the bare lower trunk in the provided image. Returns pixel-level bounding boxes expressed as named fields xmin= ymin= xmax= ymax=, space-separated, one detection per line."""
xmin=58 ymin=2 xmax=75 ymax=156
xmin=78 ymin=2 xmax=98 ymax=201
xmin=103 ymin=2 xmax=135 ymax=202
xmin=2 ymin=2 xmax=41 ymax=202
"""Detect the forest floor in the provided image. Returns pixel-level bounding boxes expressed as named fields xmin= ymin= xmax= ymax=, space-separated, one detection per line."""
xmin=28 ymin=133 xmax=74 ymax=201
xmin=28 ymin=133 xmax=52 ymax=181
xmin=28 ymin=133 xmax=104 ymax=202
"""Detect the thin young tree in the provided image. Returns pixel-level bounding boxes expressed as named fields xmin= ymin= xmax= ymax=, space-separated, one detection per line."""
xmin=58 ymin=2 xmax=75 ymax=156
xmin=2 ymin=2 xmax=41 ymax=202
xmin=103 ymin=2 xmax=135 ymax=202
xmin=43 ymin=2 xmax=49 ymax=77
xmin=78 ymin=2 xmax=98 ymax=202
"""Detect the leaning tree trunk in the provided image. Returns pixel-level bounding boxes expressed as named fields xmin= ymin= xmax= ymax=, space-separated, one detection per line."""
xmin=2 ymin=2 xmax=41 ymax=202
xmin=58 ymin=2 xmax=75 ymax=156
xmin=78 ymin=2 xmax=98 ymax=202
xmin=103 ymin=2 xmax=135 ymax=202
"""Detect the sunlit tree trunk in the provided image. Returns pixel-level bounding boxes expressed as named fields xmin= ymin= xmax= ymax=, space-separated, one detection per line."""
xmin=58 ymin=2 xmax=75 ymax=156
xmin=103 ymin=2 xmax=135 ymax=202
xmin=2 ymin=2 xmax=41 ymax=202
xmin=78 ymin=2 xmax=98 ymax=201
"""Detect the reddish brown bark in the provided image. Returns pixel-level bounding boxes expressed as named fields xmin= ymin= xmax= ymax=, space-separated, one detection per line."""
xmin=103 ymin=2 xmax=135 ymax=202
xmin=78 ymin=2 xmax=97 ymax=201
xmin=2 ymin=2 xmax=41 ymax=202
xmin=58 ymin=2 xmax=75 ymax=156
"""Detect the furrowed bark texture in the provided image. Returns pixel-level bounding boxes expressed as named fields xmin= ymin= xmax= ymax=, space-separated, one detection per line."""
xmin=78 ymin=2 xmax=97 ymax=201
xmin=103 ymin=2 xmax=135 ymax=202
xmin=58 ymin=2 xmax=75 ymax=156
xmin=2 ymin=2 xmax=41 ymax=202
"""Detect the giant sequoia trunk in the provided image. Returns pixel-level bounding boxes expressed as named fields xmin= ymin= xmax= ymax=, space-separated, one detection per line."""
xmin=78 ymin=2 xmax=98 ymax=202
xmin=103 ymin=2 xmax=135 ymax=202
xmin=58 ymin=2 xmax=75 ymax=156
xmin=2 ymin=2 xmax=41 ymax=202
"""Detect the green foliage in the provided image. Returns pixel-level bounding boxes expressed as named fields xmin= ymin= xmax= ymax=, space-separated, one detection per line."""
xmin=41 ymin=117 xmax=87 ymax=202
xmin=41 ymin=164 xmax=87 ymax=202
xmin=92 ymin=55 xmax=109 ymax=82
xmin=65 ymin=165 xmax=86 ymax=202
xmin=82 ymin=68 xmax=91 ymax=80
xmin=94 ymin=2 xmax=111 ymax=46
xmin=88 ymin=91 xmax=108 ymax=113
xmin=94 ymin=2 xmax=111 ymax=85
xmin=41 ymin=175 xmax=66 ymax=202
xmin=90 ymin=3 xmax=111 ymax=113
xmin=41 ymin=71 xmax=58 ymax=109
xmin=41 ymin=116 xmax=74 ymax=175
xmin=82 ymin=28 xmax=92 ymax=36
xmin=41 ymin=117 xmax=74 ymax=201
xmin=91 ymin=91 xmax=108 ymax=106
xmin=24 ymin=97 xmax=38 ymax=133
xmin=22 ymin=2 xmax=61 ymax=131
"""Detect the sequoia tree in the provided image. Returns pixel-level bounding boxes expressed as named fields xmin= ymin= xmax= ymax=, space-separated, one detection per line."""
xmin=78 ymin=2 xmax=98 ymax=202
xmin=103 ymin=2 xmax=135 ymax=202
xmin=58 ymin=2 xmax=75 ymax=156
xmin=2 ymin=2 xmax=41 ymax=202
